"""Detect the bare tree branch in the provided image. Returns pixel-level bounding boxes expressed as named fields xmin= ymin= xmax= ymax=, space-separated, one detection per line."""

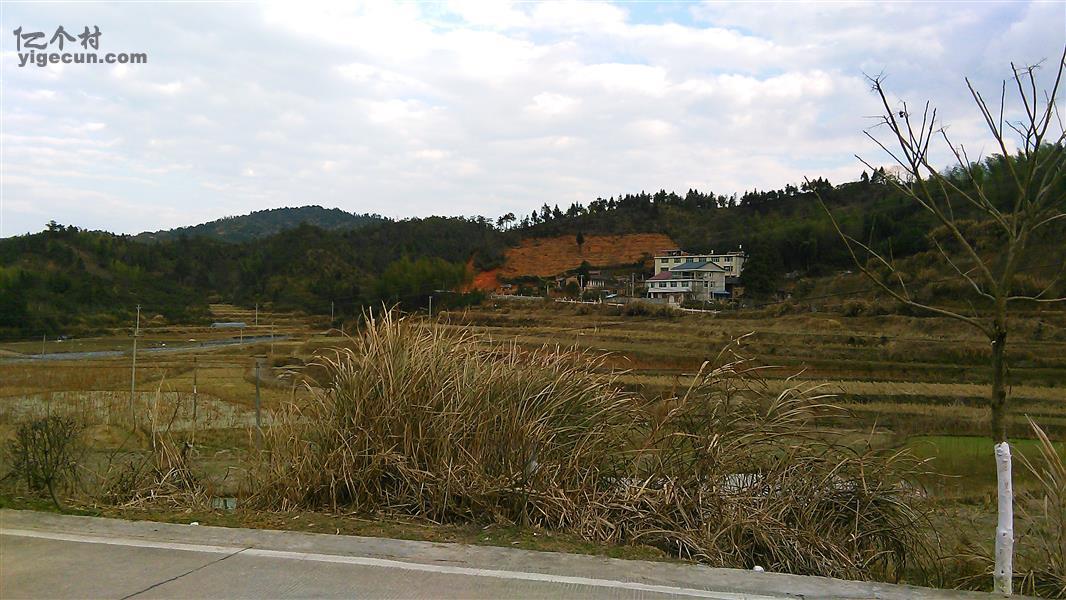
xmin=813 ymin=189 xmax=993 ymax=335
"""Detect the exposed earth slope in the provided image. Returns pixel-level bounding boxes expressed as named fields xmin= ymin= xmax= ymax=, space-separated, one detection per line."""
xmin=473 ymin=233 xmax=676 ymax=290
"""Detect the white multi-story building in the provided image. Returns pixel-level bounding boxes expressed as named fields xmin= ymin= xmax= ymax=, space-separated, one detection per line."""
xmin=646 ymin=248 xmax=746 ymax=303
xmin=654 ymin=249 xmax=746 ymax=277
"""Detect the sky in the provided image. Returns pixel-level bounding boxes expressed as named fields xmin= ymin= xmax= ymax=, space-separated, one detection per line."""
xmin=1 ymin=1 xmax=1063 ymax=237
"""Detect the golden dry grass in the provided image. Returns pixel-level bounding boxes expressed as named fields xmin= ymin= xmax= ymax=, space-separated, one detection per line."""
xmin=249 ymin=312 xmax=933 ymax=581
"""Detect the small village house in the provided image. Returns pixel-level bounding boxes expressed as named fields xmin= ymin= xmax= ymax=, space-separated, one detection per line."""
xmin=646 ymin=248 xmax=747 ymax=303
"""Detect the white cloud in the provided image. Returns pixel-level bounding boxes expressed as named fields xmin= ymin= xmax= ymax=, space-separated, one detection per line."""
xmin=364 ymin=99 xmax=433 ymax=125
xmin=571 ymin=63 xmax=669 ymax=95
xmin=412 ymin=149 xmax=450 ymax=161
xmin=446 ymin=0 xmax=529 ymax=29
xmin=526 ymin=92 xmax=579 ymax=117
xmin=22 ymin=89 xmax=57 ymax=100
xmin=629 ymin=119 xmax=675 ymax=138
xmin=152 ymin=80 xmax=184 ymax=95
xmin=529 ymin=1 xmax=627 ymax=33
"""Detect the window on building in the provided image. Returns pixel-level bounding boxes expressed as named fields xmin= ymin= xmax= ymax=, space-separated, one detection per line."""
xmin=674 ymin=258 xmax=682 ymax=263
xmin=670 ymin=281 xmax=677 ymax=287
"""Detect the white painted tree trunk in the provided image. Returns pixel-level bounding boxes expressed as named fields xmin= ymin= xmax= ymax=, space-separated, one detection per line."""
xmin=994 ymin=441 xmax=1014 ymax=596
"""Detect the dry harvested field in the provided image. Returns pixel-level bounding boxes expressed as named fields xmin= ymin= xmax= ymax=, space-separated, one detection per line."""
xmin=434 ymin=301 xmax=1066 ymax=518
xmin=2 ymin=300 xmax=1062 ymax=488
xmin=440 ymin=301 xmax=1066 ymax=441
xmin=0 ymin=305 xmax=330 ymax=494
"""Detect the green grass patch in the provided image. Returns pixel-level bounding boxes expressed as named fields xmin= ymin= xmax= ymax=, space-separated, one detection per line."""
xmin=906 ymin=435 xmax=1066 ymax=500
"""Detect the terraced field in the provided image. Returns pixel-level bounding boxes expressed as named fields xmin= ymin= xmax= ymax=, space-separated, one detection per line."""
xmin=2 ymin=300 xmax=1062 ymax=501
xmin=439 ymin=300 xmax=1066 ymax=495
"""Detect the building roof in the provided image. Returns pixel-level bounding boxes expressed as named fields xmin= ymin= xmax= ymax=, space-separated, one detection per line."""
xmin=670 ymin=260 xmax=725 ymax=272
xmin=648 ymin=271 xmax=675 ymax=281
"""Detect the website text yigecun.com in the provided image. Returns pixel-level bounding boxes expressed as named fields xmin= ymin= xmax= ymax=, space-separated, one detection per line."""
xmin=13 ymin=25 xmax=148 ymax=68
xmin=18 ymin=50 xmax=148 ymax=68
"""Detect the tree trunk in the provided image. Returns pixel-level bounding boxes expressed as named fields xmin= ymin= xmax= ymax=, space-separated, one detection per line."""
xmin=990 ymin=328 xmax=1009 ymax=444
xmin=990 ymin=328 xmax=1013 ymax=595
xmin=47 ymin=479 xmax=62 ymax=510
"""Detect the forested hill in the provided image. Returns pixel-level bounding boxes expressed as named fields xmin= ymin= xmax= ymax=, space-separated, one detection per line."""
xmin=6 ymin=156 xmax=1056 ymax=338
xmin=493 ymin=174 xmax=938 ymax=296
xmin=0 ymin=217 xmax=503 ymax=337
xmin=134 ymin=206 xmax=384 ymax=243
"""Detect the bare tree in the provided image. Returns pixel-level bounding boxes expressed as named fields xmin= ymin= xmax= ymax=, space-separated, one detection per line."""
xmin=819 ymin=48 xmax=1066 ymax=595
xmin=9 ymin=416 xmax=85 ymax=509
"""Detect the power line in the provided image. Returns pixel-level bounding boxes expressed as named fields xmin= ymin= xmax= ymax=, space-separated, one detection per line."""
xmin=130 ymin=304 xmax=140 ymax=420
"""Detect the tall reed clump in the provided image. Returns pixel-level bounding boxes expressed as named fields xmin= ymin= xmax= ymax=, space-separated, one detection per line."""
xmin=612 ymin=352 xmax=934 ymax=581
xmin=248 ymin=310 xmax=636 ymax=524
xmin=248 ymin=311 xmax=932 ymax=582
xmin=1015 ymin=419 xmax=1065 ymax=598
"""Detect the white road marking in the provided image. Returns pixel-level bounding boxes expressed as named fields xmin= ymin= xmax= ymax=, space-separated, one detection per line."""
xmin=2 ymin=528 xmax=787 ymax=599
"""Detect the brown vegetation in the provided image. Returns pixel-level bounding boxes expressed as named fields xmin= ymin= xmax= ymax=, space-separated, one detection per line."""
xmin=472 ymin=233 xmax=676 ymax=290
xmin=248 ymin=312 xmax=931 ymax=581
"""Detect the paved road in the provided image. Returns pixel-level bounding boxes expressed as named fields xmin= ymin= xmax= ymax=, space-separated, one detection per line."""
xmin=1 ymin=335 xmax=289 ymax=364
xmin=0 ymin=510 xmax=995 ymax=599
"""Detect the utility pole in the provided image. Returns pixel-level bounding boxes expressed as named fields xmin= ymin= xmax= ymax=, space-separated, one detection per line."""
xmin=270 ymin=323 xmax=275 ymax=355
xmin=428 ymin=295 xmax=433 ymax=319
xmin=192 ymin=355 xmax=198 ymax=446
xmin=255 ymin=303 xmax=259 ymax=327
xmin=254 ymin=357 xmax=263 ymax=449
xmin=130 ymin=304 xmax=140 ymax=422
xmin=41 ymin=333 xmax=46 ymax=356
xmin=330 ymin=300 xmax=335 ymax=324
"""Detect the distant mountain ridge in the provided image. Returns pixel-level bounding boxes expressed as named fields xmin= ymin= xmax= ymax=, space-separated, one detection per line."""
xmin=135 ymin=205 xmax=384 ymax=243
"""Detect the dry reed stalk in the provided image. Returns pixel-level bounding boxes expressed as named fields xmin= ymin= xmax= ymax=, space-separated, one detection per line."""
xmin=247 ymin=310 xmax=933 ymax=581
xmin=1014 ymin=418 xmax=1066 ymax=598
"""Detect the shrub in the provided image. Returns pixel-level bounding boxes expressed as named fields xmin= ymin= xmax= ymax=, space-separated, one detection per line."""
xmin=622 ymin=301 xmax=679 ymax=318
xmin=770 ymin=300 xmax=797 ymax=316
xmin=249 ymin=312 xmax=933 ymax=582
xmin=7 ymin=416 xmax=85 ymax=508
xmin=100 ymin=433 xmax=206 ymax=509
xmin=841 ymin=298 xmax=871 ymax=317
